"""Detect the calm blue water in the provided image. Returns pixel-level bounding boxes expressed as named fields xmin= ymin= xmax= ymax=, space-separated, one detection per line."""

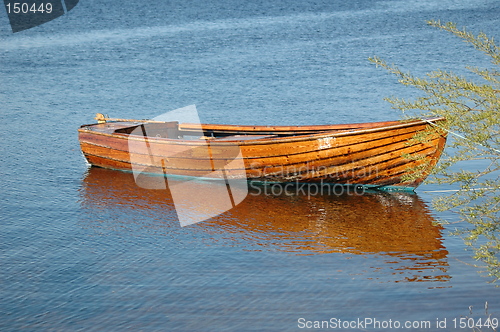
xmin=1 ymin=0 xmax=499 ymax=331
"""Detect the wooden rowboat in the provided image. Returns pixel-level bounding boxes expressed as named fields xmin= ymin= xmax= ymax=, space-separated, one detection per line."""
xmin=78 ymin=114 xmax=447 ymax=191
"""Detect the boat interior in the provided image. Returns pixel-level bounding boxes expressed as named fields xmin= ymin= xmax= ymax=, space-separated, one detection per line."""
xmin=105 ymin=120 xmax=406 ymax=140
xmin=113 ymin=122 xmax=328 ymax=140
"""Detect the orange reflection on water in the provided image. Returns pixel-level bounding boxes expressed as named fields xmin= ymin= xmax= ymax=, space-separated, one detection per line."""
xmin=80 ymin=167 xmax=449 ymax=284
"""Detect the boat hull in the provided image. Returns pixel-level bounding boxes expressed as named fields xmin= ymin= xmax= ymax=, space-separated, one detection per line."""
xmin=78 ymin=118 xmax=447 ymax=190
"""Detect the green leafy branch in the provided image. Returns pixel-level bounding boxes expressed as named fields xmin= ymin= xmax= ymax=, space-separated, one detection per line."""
xmin=370 ymin=20 xmax=500 ymax=283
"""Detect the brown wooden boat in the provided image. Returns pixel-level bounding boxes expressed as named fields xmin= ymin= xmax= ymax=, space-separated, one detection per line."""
xmin=78 ymin=114 xmax=447 ymax=191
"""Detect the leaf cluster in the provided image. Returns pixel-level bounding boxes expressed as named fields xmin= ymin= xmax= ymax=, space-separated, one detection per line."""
xmin=370 ymin=20 xmax=500 ymax=283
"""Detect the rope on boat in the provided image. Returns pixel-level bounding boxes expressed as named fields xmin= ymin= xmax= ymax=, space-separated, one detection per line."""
xmin=423 ymin=118 xmax=500 ymax=155
xmin=423 ymin=187 xmax=495 ymax=193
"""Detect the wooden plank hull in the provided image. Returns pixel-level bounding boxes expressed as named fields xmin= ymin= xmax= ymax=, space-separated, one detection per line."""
xmin=78 ymin=118 xmax=447 ymax=190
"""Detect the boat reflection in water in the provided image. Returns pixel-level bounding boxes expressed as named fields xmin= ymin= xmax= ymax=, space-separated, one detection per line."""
xmin=80 ymin=167 xmax=449 ymax=284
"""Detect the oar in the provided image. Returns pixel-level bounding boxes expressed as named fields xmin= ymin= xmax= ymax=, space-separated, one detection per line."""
xmin=94 ymin=113 xmax=170 ymax=124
